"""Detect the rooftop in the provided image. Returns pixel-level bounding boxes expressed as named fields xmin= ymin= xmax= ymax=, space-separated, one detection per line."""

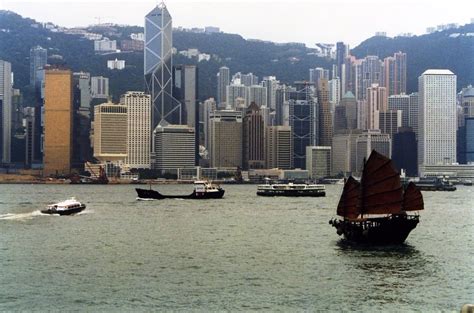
xmin=422 ymin=69 xmax=455 ymax=75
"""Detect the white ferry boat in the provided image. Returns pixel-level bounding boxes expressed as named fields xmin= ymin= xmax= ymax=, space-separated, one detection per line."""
xmin=257 ymin=182 xmax=326 ymax=197
xmin=41 ymin=198 xmax=86 ymax=215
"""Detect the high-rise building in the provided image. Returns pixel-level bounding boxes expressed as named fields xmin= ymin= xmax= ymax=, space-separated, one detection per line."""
xmin=335 ymin=42 xmax=349 ymax=81
xmin=306 ymin=146 xmax=331 ymax=179
xmin=262 ymin=76 xmax=279 ymax=110
xmin=235 ymin=72 xmax=258 ymax=87
xmin=216 ymin=66 xmax=230 ymax=107
xmin=145 ymin=2 xmax=181 ymax=127
xmin=24 ymin=107 xmax=35 ymax=167
xmin=341 ymin=91 xmax=358 ymax=130
xmin=418 ymin=69 xmax=457 ymax=168
xmin=243 ymin=102 xmax=265 ymax=170
xmin=172 ymin=64 xmax=198 ymax=164
xmin=355 ymin=130 xmax=391 ymax=173
xmin=378 ymin=110 xmax=402 ymax=139
xmin=265 ymin=125 xmax=293 ymax=169
xmin=122 ymin=92 xmax=151 ymax=169
xmin=317 ymin=79 xmax=333 ymax=147
xmin=328 ymin=77 xmax=341 ymax=107
xmin=91 ymin=76 xmax=109 ymax=99
xmin=93 ymin=102 xmax=127 ymax=162
xmin=465 ymin=117 xmax=474 ymax=163
xmin=388 ymin=93 xmax=419 ymax=138
xmin=392 ymin=128 xmax=417 ymax=176
xmin=209 ymin=110 xmax=243 ymax=169
xmin=360 ymin=56 xmax=384 ymax=101
xmin=384 ymin=51 xmax=407 ymax=96
xmin=152 ymin=123 xmax=195 ymax=172
xmin=248 ymin=85 xmax=267 ymax=107
xmin=226 ymin=83 xmax=247 ymax=109
xmin=332 ymin=129 xmax=362 ymax=176
xmin=0 ymin=60 xmax=12 ymax=164
xmin=73 ymin=72 xmax=92 ymax=168
xmin=288 ymin=98 xmax=318 ymax=169
xmin=309 ymin=67 xmax=330 ymax=86
xmin=29 ymin=46 xmax=47 ymax=87
xmin=365 ymin=84 xmax=387 ymax=130
xmin=43 ymin=69 xmax=73 ymax=176
xmin=202 ymin=98 xmax=216 ymax=152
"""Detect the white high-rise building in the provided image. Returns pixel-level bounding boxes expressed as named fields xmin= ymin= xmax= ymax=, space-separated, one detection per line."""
xmin=216 ymin=66 xmax=230 ymax=108
xmin=306 ymin=146 xmax=331 ymax=179
xmin=121 ymin=92 xmax=151 ymax=169
xmin=93 ymin=102 xmax=127 ymax=162
xmin=418 ymin=69 xmax=457 ymax=167
xmin=202 ymin=98 xmax=217 ymax=152
xmin=0 ymin=60 xmax=12 ymax=163
xmin=248 ymin=85 xmax=267 ymax=107
xmin=226 ymin=83 xmax=248 ymax=109
xmin=262 ymin=76 xmax=279 ymax=110
xmin=91 ymin=76 xmax=109 ymax=99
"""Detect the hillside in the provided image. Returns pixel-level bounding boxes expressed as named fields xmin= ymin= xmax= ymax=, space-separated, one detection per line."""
xmin=0 ymin=10 xmax=473 ymax=102
xmin=0 ymin=11 xmax=332 ymax=101
xmin=352 ymin=24 xmax=474 ymax=93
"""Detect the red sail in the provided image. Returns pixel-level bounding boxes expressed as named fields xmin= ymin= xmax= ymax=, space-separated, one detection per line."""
xmin=359 ymin=150 xmax=403 ymax=215
xmin=337 ymin=176 xmax=361 ymax=219
xmin=403 ymin=182 xmax=424 ymax=211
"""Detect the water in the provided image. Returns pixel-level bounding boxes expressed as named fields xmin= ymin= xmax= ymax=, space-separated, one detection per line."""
xmin=0 ymin=184 xmax=472 ymax=311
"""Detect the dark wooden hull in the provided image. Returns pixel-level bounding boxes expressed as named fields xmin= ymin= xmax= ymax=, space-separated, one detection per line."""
xmin=257 ymin=190 xmax=326 ymax=197
xmin=41 ymin=205 xmax=86 ymax=216
xmin=136 ymin=188 xmax=225 ymax=200
xmin=330 ymin=215 xmax=419 ymax=245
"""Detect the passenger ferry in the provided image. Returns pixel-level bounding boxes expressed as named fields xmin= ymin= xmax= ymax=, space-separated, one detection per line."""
xmin=41 ymin=198 xmax=86 ymax=215
xmin=257 ymin=182 xmax=326 ymax=197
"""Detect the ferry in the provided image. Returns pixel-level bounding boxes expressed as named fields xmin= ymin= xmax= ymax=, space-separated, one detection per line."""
xmin=257 ymin=182 xmax=326 ymax=197
xmin=136 ymin=181 xmax=225 ymax=200
xmin=408 ymin=177 xmax=457 ymax=191
xmin=41 ymin=198 xmax=86 ymax=215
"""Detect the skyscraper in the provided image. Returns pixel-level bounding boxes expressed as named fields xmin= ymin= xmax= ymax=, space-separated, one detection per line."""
xmin=243 ymin=102 xmax=265 ymax=170
xmin=91 ymin=76 xmax=109 ymax=99
xmin=152 ymin=123 xmax=195 ymax=173
xmin=29 ymin=46 xmax=47 ymax=87
xmin=93 ymin=102 xmax=127 ymax=162
xmin=122 ymin=91 xmax=151 ymax=169
xmin=209 ymin=110 xmax=243 ymax=169
xmin=317 ymin=79 xmax=333 ymax=147
xmin=43 ymin=69 xmax=73 ymax=176
xmin=265 ymin=125 xmax=293 ymax=169
xmin=145 ymin=2 xmax=180 ymax=127
xmin=365 ymin=84 xmax=387 ymax=130
xmin=418 ymin=69 xmax=457 ymax=167
xmin=173 ymin=64 xmax=198 ymax=127
xmin=216 ymin=66 xmax=230 ymax=108
xmin=0 ymin=60 xmax=12 ymax=164
xmin=248 ymin=85 xmax=267 ymax=107
xmin=384 ymin=52 xmax=407 ymax=96
xmin=73 ymin=72 xmax=92 ymax=167
xmin=306 ymin=146 xmax=331 ymax=179
xmin=262 ymin=76 xmax=279 ymax=110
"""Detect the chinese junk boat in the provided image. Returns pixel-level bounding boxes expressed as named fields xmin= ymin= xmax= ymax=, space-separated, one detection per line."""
xmin=329 ymin=150 xmax=424 ymax=245
xmin=136 ymin=181 xmax=225 ymax=200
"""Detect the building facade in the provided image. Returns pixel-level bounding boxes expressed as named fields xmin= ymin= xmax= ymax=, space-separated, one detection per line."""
xmin=306 ymin=146 xmax=331 ymax=179
xmin=418 ymin=69 xmax=457 ymax=168
xmin=243 ymin=102 xmax=265 ymax=170
xmin=209 ymin=110 xmax=243 ymax=169
xmin=265 ymin=126 xmax=293 ymax=169
xmin=43 ymin=69 xmax=73 ymax=176
xmin=93 ymin=102 xmax=127 ymax=161
xmin=122 ymin=92 xmax=151 ymax=169
xmin=0 ymin=60 xmax=12 ymax=164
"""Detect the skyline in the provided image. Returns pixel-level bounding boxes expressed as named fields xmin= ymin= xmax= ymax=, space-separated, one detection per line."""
xmin=1 ymin=0 xmax=473 ymax=48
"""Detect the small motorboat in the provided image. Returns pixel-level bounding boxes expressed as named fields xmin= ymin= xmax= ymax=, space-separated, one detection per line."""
xmin=41 ymin=198 xmax=86 ymax=215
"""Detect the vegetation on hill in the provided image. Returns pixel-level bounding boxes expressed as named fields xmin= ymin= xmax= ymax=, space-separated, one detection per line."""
xmin=0 ymin=10 xmax=472 ymax=102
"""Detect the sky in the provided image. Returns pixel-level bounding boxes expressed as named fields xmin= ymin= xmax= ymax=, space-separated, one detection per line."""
xmin=1 ymin=0 xmax=473 ymax=48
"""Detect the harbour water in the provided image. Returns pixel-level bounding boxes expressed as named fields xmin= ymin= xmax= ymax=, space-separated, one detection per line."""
xmin=0 ymin=184 xmax=472 ymax=311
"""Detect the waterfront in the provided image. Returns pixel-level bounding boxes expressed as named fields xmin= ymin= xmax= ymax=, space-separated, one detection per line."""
xmin=0 ymin=184 xmax=472 ymax=311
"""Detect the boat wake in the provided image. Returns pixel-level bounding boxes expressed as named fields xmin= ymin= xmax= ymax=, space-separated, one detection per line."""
xmin=0 ymin=210 xmax=48 ymax=220
xmin=136 ymin=197 xmax=155 ymax=201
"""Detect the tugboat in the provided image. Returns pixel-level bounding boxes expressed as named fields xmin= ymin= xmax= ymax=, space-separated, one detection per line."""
xmin=257 ymin=181 xmax=326 ymax=197
xmin=329 ymin=150 xmax=424 ymax=245
xmin=41 ymin=198 xmax=86 ymax=216
xmin=135 ymin=181 xmax=225 ymax=200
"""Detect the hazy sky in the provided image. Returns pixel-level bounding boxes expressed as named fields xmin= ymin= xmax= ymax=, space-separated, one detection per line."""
xmin=1 ymin=0 xmax=473 ymax=47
